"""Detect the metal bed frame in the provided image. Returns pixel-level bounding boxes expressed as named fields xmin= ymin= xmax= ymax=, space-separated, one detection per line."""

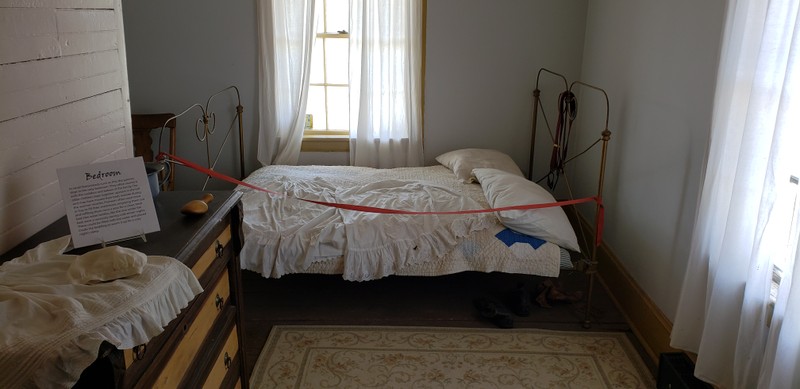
xmin=529 ymin=68 xmax=611 ymax=328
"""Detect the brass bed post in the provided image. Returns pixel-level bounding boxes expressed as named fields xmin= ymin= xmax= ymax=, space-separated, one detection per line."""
xmin=568 ymin=80 xmax=611 ymax=328
xmin=529 ymin=88 xmax=540 ymax=181
xmin=226 ymin=84 xmax=246 ymax=180
xmin=529 ymin=68 xmax=569 ymax=180
xmin=237 ymin=103 xmax=245 ymax=180
xmin=582 ymin=127 xmax=611 ymax=328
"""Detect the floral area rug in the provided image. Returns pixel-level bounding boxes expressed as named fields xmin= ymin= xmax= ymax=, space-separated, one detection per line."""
xmin=250 ymin=325 xmax=655 ymax=388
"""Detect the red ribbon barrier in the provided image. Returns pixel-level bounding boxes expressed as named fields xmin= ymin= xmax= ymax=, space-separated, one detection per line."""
xmin=158 ymin=152 xmax=604 ymax=246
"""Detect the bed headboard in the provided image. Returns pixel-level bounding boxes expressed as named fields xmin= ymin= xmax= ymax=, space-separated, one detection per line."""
xmin=155 ymin=85 xmax=246 ymax=190
xmin=528 ymin=68 xmax=611 ymax=191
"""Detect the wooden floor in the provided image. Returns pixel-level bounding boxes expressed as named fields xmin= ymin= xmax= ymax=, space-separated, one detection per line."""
xmin=240 ymin=269 xmax=656 ymax=380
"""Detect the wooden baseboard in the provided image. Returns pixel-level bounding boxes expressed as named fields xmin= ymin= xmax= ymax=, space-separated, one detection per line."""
xmin=570 ymin=207 xmax=679 ymax=366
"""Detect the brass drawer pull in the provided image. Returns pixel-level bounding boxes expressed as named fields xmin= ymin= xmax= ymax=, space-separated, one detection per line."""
xmin=215 ymin=294 xmax=224 ymax=310
xmin=223 ymin=352 xmax=232 ymax=370
xmin=215 ymin=241 xmax=224 ymax=258
xmin=133 ymin=344 xmax=146 ymax=360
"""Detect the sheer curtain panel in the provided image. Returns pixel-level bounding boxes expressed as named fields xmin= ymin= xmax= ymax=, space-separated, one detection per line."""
xmin=349 ymin=0 xmax=424 ymax=168
xmin=256 ymin=0 xmax=316 ymax=166
xmin=670 ymin=0 xmax=800 ymax=387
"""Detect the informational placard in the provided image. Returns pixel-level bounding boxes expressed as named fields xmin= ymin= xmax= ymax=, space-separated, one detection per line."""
xmin=57 ymin=157 xmax=160 ymax=248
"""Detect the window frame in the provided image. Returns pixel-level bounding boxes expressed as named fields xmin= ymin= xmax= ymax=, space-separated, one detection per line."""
xmin=305 ymin=30 xmax=350 ymax=138
xmin=301 ymin=0 xmax=427 ymax=152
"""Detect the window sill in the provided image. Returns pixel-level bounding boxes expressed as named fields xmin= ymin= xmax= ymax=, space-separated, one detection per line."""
xmin=301 ymin=136 xmax=349 ymax=152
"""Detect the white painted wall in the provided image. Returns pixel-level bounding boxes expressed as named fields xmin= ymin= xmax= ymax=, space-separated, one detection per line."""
xmin=424 ymin=0 xmax=588 ymax=170
xmin=0 ymin=0 xmax=132 ymax=254
xmin=577 ymin=0 xmax=726 ymax=319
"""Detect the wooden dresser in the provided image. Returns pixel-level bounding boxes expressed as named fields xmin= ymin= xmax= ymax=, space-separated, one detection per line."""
xmin=0 ymin=191 xmax=248 ymax=388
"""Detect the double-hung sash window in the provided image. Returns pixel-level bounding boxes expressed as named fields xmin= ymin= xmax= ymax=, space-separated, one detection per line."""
xmin=305 ymin=0 xmax=349 ymax=139
xmin=259 ymin=0 xmax=423 ymax=164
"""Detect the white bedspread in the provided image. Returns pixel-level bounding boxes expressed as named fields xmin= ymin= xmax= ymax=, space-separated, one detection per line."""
xmin=0 ymin=236 xmax=203 ymax=388
xmin=239 ymin=165 xmax=565 ymax=281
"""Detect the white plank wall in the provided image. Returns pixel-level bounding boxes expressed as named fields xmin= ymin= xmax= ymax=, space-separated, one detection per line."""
xmin=0 ymin=0 xmax=132 ymax=254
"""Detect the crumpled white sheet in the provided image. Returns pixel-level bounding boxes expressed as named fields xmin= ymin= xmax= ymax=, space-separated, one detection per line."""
xmin=0 ymin=236 xmax=203 ymax=388
xmin=239 ymin=165 xmax=565 ymax=281
xmin=240 ymin=173 xmax=495 ymax=281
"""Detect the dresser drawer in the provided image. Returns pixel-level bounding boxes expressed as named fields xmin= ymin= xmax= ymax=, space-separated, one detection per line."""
xmin=192 ymin=224 xmax=232 ymax=280
xmin=202 ymin=325 xmax=240 ymax=388
xmin=152 ymin=268 xmax=231 ymax=389
xmin=124 ymin=225 xmax=233 ymax=370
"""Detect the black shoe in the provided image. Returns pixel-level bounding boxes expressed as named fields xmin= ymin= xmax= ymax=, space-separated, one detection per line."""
xmin=509 ymin=283 xmax=531 ymax=317
xmin=474 ymin=298 xmax=514 ymax=329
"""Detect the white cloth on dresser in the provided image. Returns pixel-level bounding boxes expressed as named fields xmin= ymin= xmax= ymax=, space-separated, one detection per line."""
xmin=0 ymin=236 xmax=203 ymax=389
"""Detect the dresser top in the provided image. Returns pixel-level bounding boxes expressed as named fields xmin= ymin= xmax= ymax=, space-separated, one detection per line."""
xmin=1 ymin=191 xmax=241 ymax=264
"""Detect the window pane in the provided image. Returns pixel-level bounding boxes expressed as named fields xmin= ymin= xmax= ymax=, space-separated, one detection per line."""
xmin=327 ymin=86 xmax=349 ymax=131
xmin=306 ymin=85 xmax=327 ymax=130
xmin=326 ymin=0 xmax=348 ymax=33
xmin=310 ymin=39 xmax=325 ymax=84
xmin=326 ymin=38 xmax=348 ymax=84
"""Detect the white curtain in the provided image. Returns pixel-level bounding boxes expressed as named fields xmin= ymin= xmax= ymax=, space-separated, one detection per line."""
xmin=256 ymin=0 xmax=316 ymax=166
xmin=349 ymin=0 xmax=424 ymax=168
xmin=670 ymin=0 xmax=800 ymax=387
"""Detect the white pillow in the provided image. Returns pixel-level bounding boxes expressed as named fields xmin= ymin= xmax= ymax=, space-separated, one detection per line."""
xmin=435 ymin=148 xmax=523 ymax=183
xmin=473 ymin=168 xmax=580 ymax=252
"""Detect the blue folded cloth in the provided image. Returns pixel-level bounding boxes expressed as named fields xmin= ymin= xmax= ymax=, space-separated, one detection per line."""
xmin=495 ymin=228 xmax=546 ymax=249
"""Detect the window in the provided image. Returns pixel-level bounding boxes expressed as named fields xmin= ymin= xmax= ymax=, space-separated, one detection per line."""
xmin=305 ymin=0 xmax=349 ymax=139
xmin=258 ymin=0 xmax=423 ymax=163
xmin=767 ymin=175 xmax=800 ymax=326
xmin=669 ymin=1 xmax=800 ymax=385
